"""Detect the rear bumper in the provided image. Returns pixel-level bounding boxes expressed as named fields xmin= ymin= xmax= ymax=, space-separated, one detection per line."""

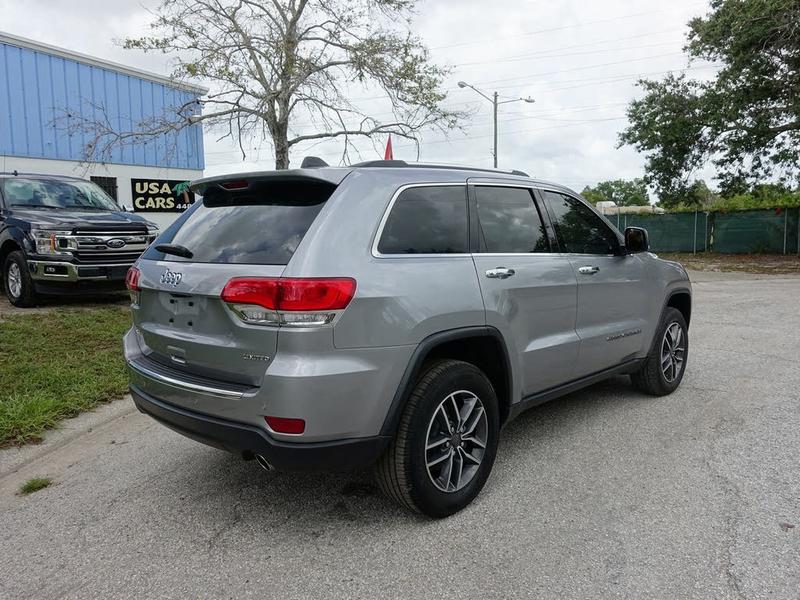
xmin=130 ymin=385 xmax=391 ymax=471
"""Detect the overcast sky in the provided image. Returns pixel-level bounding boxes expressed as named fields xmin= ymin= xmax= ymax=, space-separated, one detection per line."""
xmin=0 ymin=0 xmax=716 ymax=191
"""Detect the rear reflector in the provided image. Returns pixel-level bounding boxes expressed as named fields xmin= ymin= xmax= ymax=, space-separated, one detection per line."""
xmin=221 ymin=277 xmax=356 ymax=311
xmin=265 ymin=416 xmax=306 ymax=434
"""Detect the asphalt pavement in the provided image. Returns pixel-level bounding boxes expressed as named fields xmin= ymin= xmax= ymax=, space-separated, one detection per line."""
xmin=1 ymin=273 xmax=798 ymax=599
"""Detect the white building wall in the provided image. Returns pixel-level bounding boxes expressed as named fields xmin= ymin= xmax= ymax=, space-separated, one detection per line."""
xmin=1 ymin=155 xmax=203 ymax=230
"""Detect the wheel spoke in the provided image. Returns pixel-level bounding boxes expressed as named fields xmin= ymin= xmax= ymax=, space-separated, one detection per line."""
xmin=427 ymin=450 xmax=451 ymax=469
xmin=673 ymin=326 xmax=683 ymax=350
xmin=426 ymin=436 xmax=449 ymax=451
xmin=462 ymin=434 xmax=486 ymax=449
xmin=452 ymin=451 xmax=464 ymax=490
xmin=458 ymin=394 xmax=478 ymax=428
xmin=440 ymin=451 xmax=454 ymax=490
xmin=435 ymin=405 xmax=451 ymax=433
xmin=462 ymin=405 xmax=484 ymax=436
xmin=449 ymin=394 xmax=461 ymax=429
xmin=662 ymin=356 xmax=673 ymax=379
xmin=459 ymin=446 xmax=482 ymax=465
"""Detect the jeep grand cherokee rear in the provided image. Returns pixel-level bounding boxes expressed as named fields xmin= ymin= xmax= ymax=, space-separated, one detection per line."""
xmin=125 ymin=162 xmax=691 ymax=518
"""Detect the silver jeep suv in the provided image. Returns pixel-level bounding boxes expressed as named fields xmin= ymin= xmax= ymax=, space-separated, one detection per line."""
xmin=124 ymin=160 xmax=691 ymax=517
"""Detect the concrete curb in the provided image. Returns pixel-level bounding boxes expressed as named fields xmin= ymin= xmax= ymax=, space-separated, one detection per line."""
xmin=0 ymin=396 xmax=137 ymax=479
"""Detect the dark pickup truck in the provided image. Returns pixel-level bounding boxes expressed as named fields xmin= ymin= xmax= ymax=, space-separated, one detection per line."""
xmin=0 ymin=173 xmax=159 ymax=307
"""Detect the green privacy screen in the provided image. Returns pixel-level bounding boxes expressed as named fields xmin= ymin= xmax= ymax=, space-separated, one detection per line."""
xmin=623 ymin=213 xmax=705 ymax=253
xmin=607 ymin=208 xmax=800 ymax=254
xmin=711 ymin=208 xmax=796 ymax=253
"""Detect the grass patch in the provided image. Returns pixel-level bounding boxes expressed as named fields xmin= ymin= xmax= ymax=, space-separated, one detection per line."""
xmin=0 ymin=307 xmax=131 ymax=446
xmin=19 ymin=476 xmax=53 ymax=495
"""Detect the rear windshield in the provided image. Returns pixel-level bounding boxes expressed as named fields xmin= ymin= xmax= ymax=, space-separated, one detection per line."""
xmin=143 ymin=179 xmax=335 ymax=265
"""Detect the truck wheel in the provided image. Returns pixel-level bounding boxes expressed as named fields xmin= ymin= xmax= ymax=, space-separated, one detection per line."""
xmin=631 ymin=307 xmax=688 ymax=396
xmin=376 ymin=359 xmax=500 ymax=518
xmin=4 ymin=251 xmax=37 ymax=307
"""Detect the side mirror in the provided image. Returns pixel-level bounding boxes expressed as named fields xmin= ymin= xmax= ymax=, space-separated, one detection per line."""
xmin=624 ymin=226 xmax=649 ymax=254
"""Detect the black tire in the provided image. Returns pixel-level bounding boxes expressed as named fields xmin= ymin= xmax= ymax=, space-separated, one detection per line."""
xmin=631 ymin=307 xmax=688 ymax=396
xmin=3 ymin=250 xmax=38 ymax=307
xmin=376 ymin=359 xmax=500 ymax=518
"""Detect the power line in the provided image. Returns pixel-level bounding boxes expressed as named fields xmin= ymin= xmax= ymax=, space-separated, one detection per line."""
xmin=454 ymin=36 xmax=682 ymax=67
xmin=430 ymin=5 xmax=703 ymax=51
xmin=462 ymin=52 xmax=685 ymax=88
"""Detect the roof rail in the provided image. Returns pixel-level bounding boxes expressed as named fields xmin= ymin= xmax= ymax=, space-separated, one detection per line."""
xmin=349 ymin=159 xmax=529 ymax=177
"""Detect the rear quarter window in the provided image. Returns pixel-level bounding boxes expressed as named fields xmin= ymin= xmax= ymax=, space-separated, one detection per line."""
xmin=143 ymin=179 xmax=336 ymax=265
xmin=377 ymin=185 xmax=468 ymax=254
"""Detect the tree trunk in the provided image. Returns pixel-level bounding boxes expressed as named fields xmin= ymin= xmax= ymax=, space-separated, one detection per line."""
xmin=275 ymin=139 xmax=290 ymax=169
xmin=273 ymin=108 xmax=290 ymax=169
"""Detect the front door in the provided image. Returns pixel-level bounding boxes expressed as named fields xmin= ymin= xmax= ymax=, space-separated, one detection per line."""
xmin=470 ymin=183 xmax=580 ymax=396
xmin=539 ymin=190 xmax=650 ymax=378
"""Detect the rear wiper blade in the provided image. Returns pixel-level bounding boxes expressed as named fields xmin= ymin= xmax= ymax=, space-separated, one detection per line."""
xmin=155 ymin=243 xmax=193 ymax=259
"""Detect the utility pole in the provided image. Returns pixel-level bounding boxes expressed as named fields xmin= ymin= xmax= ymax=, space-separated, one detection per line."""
xmin=493 ymin=91 xmax=498 ymax=168
xmin=458 ymin=81 xmax=534 ymax=168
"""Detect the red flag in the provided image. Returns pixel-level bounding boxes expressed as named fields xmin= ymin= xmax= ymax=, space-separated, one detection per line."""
xmin=384 ymin=135 xmax=394 ymax=160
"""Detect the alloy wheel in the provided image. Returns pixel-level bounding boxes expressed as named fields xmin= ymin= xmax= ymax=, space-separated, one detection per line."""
xmin=7 ymin=262 xmax=22 ymax=299
xmin=425 ymin=390 xmax=488 ymax=493
xmin=661 ymin=322 xmax=686 ymax=383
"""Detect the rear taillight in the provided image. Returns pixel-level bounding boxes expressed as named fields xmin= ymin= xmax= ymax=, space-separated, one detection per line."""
xmin=221 ymin=277 xmax=356 ymax=327
xmin=125 ymin=267 xmax=141 ymax=305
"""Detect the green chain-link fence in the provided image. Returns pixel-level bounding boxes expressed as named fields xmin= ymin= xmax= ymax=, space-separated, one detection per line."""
xmin=611 ymin=207 xmax=800 ymax=254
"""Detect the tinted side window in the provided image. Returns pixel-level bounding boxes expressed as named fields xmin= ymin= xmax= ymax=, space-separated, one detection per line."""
xmin=377 ymin=186 xmax=468 ymax=254
xmin=475 ymin=186 xmax=550 ymax=253
xmin=542 ymin=191 xmax=619 ymax=254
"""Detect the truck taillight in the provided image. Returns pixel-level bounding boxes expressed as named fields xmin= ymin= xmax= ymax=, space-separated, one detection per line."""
xmin=221 ymin=277 xmax=356 ymax=327
xmin=125 ymin=267 xmax=141 ymax=305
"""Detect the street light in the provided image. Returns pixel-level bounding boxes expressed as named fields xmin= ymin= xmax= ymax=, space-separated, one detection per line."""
xmin=458 ymin=81 xmax=534 ymax=168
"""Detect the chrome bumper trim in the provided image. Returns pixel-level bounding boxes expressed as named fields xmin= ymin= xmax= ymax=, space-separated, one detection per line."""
xmin=127 ymin=359 xmax=245 ymax=399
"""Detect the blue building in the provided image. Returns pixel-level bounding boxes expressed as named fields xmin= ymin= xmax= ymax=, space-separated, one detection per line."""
xmin=0 ymin=31 xmax=207 ymax=227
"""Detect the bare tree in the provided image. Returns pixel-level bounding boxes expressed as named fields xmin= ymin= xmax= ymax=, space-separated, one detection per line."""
xmin=67 ymin=0 xmax=464 ymax=169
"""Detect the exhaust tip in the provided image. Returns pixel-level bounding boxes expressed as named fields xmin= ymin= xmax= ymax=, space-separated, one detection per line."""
xmin=255 ymin=454 xmax=274 ymax=472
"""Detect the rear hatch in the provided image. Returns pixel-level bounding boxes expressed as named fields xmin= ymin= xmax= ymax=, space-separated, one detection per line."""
xmin=131 ymin=174 xmax=341 ymax=386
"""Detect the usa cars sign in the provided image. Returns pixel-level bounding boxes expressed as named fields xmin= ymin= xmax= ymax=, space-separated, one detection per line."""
xmin=131 ymin=179 xmax=195 ymax=212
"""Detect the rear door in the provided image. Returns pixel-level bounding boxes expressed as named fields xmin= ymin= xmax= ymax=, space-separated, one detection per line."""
xmin=539 ymin=189 xmax=650 ymax=378
xmin=132 ymin=176 xmax=337 ymax=386
xmin=469 ymin=181 xmax=580 ymax=396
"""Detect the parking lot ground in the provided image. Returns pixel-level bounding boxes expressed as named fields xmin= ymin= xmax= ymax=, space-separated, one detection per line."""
xmin=1 ymin=273 xmax=798 ymax=600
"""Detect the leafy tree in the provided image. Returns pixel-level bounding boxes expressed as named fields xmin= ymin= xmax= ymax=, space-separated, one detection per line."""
xmin=581 ymin=179 xmax=650 ymax=206
xmin=619 ymin=0 xmax=800 ymax=203
xmin=66 ymin=0 xmax=463 ymax=169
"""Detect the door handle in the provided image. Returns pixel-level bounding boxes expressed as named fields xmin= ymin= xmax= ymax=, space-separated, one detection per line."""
xmin=578 ymin=266 xmax=600 ymax=275
xmin=485 ymin=267 xmax=516 ymax=279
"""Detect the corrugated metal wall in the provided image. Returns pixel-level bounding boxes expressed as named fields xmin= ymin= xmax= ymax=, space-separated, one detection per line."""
xmin=0 ymin=41 xmax=204 ymax=170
